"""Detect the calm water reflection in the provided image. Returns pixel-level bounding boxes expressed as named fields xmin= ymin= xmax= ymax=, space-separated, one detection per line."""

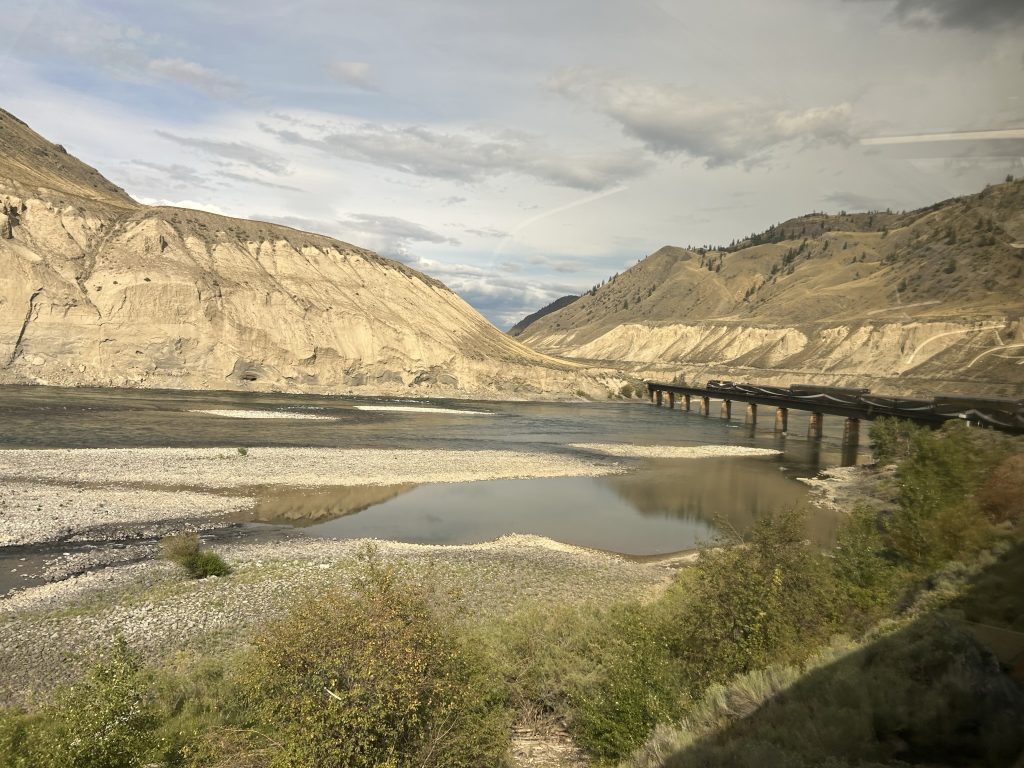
xmin=0 ymin=385 xmax=865 ymax=555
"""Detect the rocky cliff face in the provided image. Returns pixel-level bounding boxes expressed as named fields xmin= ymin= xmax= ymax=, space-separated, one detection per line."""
xmin=518 ymin=184 xmax=1024 ymax=397
xmin=0 ymin=109 xmax=622 ymax=398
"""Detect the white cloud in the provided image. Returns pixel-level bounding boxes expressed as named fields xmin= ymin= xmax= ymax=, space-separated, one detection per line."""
xmin=263 ymin=118 xmax=653 ymax=191
xmin=155 ymin=130 xmax=289 ymax=173
xmin=327 ymin=60 xmax=375 ymax=90
xmin=136 ymin=197 xmax=229 ymax=215
xmin=551 ymin=70 xmax=855 ymax=167
xmin=147 ymin=58 xmax=241 ymax=97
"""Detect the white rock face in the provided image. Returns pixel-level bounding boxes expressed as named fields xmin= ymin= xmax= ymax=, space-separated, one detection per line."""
xmin=0 ymin=109 xmax=624 ymax=399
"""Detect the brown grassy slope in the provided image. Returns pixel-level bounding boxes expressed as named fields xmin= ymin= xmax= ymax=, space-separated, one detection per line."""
xmin=524 ymin=180 xmax=1024 ymax=345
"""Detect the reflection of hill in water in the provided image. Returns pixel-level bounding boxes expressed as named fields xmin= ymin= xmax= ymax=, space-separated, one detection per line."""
xmin=601 ymin=458 xmax=841 ymax=544
xmin=244 ymin=484 xmax=418 ymax=526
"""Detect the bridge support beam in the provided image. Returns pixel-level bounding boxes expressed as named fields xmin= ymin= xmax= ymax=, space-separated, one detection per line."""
xmin=683 ymin=394 xmax=691 ymax=412
xmin=745 ymin=403 xmax=757 ymax=426
xmin=656 ymin=390 xmax=663 ymax=407
xmin=843 ymin=417 xmax=860 ymax=446
xmin=808 ymin=412 xmax=824 ymax=440
xmin=720 ymin=400 xmax=732 ymax=420
xmin=649 ymin=387 xmax=655 ymax=403
xmin=775 ymin=407 xmax=788 ymax=433
xmin=668 ymin=392 xmax=675 ymax=410
xmin=701 ymin=396 xmax=710 ymax=416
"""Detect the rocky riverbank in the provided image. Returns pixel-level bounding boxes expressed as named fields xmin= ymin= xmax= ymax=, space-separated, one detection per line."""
xmin=0 ymin=532 xmax=682 ymax=705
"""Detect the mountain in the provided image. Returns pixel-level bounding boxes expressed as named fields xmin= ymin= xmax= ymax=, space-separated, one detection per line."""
xmin=517 ymin=182 xmax=1024 ymax=397
xmin=508 ymin=294 xmax=579 ymax=337
xmin=0 ymin=109 xmax=624 ymax=398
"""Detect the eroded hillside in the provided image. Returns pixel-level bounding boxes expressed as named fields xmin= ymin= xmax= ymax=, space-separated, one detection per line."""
xmin=0 ymin=109 xmax=624 ymax=398
xmin=518 ymin=182 xmax=1024 ymax=397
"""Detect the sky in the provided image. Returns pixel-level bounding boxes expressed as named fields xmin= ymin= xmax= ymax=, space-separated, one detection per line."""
xmin=2 ymin=0 xmax=1022 ymax=328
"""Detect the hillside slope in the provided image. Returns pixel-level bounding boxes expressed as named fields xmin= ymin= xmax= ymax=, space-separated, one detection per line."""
xmin=519 ymin=182 xmax=1024 ymax=397
xmin=0 ymin=109 xmax=621 ymax=398
xmin=508 ymin=294 xmax=579 ymax=337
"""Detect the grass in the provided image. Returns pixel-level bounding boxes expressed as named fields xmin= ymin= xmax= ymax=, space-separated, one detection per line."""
xmin=160 ymin=533 xmax=231 ymax=579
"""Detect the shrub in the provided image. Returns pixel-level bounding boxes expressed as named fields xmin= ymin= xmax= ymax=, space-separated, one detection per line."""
xmin=620 ymin=383 xmax=635 ymax=398
xmin=243 ymin=558 xmax=510 ymax=768
xmin=830 ymin=505 xmax=906 ymax=628
xmin=160 ymin=533 xmax=231 ymax=579
xmin=868 ymin=416 xmax=921 ymax=465
xmin=976 ymin=453 xmax=1024 ymax=526
xmin=483 ymin=600 xmax=684 ymax=765
xmin=666 ymin=508 xmax=840 ymax=695
xmin=568 ymin=606 xmax=684 ymax=763
xmin=0 ymin=640 xmax=158 ymax=768
xmin=884 ymin=421 xmax=1006 ymax=568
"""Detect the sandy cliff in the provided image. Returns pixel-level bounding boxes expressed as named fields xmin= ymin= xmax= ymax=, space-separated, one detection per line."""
xmin=0 ymin=109 xmax=624 ymax=398
xmin=517 ymin=186 xmax=1024 ymax=397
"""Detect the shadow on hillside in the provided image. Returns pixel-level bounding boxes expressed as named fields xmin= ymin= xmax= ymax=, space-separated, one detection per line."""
xmin=662 ymin=543 xmax=1024 ymax=768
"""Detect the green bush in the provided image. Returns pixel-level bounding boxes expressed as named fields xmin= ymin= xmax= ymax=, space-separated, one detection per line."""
xmin=161 ymin=533 xmax=231 ymax=579
xmin=885 ymin=421 xmax=1006 ymax=568
xmin=481 ymin=600 xmax=684 ymax=766
xmin=666 ymin=508 xmax=840 ymax=694
xmin=568 ymin=606 xmax=684 ymax=764
xmin=243 ymin=558 xmax=510 ymax=768
xmin=868 ymin=416 xmax=921 ymax=465
xmin=830 ymin=505 xmax=906 ymax=629
xmin=0 ymin=640 xmax=158 ymax=768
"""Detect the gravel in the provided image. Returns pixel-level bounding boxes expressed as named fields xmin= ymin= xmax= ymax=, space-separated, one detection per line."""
xmin=0 ymin=447 xmax=623 ymax=489
xmin=353 ymin=405 xmax=492 ymax=414
xmin=189 ymin=409 xmax=337 ymax=420
xmin=570 ymin=443 xmax=782 ymax=459
xmin=0 ymin=482 xmax=252 ymax=546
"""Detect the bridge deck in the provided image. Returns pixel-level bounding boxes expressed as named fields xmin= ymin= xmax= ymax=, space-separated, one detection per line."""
xmin=645 ymin=381 xmax=1024 ymax=434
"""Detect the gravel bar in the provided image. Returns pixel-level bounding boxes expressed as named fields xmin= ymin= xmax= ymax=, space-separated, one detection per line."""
xmin=0 ymin=482 xmax=252 ymax=546
xmin=570 ymin=443 xmax=782 ymax=459
xmin=0 ymin=447 xmax=623 ymax=489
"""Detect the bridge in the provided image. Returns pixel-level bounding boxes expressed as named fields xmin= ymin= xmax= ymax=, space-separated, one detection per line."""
xmin=645 ymin=380 xmax=1024 ymax=444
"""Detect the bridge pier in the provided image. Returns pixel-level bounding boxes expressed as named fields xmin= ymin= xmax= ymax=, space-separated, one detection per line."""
xmin=843 ymin=417 xmax=860 ymax=446
xmin=683 ymin=394 xmax=691 ymax=412
xmin=775 ymin=407 xmax=788 ymax=433
xmin=808 ymin=412 xmax=824 ymax=440
xmin=720 ymin=400 xmax=732 ymax=420
xmin=656 ymin=390 xmax=663 ymax=407
xmin=745 ymin=403 xmax=757 ymax=426
xmin=700 ymin=396 xmax=710 ymax=416
xmin=668 ymin=392 xmax=676 ymax=410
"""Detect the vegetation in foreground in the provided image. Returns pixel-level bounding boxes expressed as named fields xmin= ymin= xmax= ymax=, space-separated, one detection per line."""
xmin=1 ymin=419 xmax=1022 ymax=767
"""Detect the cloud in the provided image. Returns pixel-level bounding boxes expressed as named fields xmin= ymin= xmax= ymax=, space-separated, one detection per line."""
xmin=147 ymin=57 xmax=241 ymax=97
xmin=126 ymin=160 xmax=212 ymax=188
xmin=463 ymin=226 xmax=508 ymax=239
xmin=136 ymin=197 xmax=229 ymax=215
xmin=218 ymin=170 xmax=302 ymax=192
xmin=327 ymin=60 xmax=375 ymax=90
xmin=155 ymin=130 xmax=289 ymax=173
xmin=442 ymin=196 xmax=467 ymax=206
xmin=331 ymin=213 xmax=458 ymax=260
xmin=263 ymin=120 xmax=652 ymax=191
xmin=405 ymin=257 xmax=580 ymax=328
xmin=551 ymin=70 xmax=854 ymax=167
xmin=848 ymin=0 xmax=1024 ymax=30
xmin=823 ymin=191 xmax=895 ymax=211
